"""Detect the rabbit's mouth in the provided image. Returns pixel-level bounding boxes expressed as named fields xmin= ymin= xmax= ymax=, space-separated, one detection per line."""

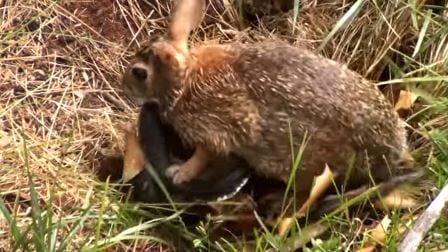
xmin=122 ymin=84 xmax=146 ymax=106
xmin=125 ymin=88 xmax=160 ymax=107
xmin=130 ymin=96 xmax=146 ymax=106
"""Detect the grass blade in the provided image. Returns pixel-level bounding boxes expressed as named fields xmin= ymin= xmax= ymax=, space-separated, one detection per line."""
xmin=318 ymin=0 xmax=365 ymax=51
xmin=58 ymin=206 xmax=92 ymax=252
xmin=0 ymin=200 xmax=25 ymax=247
xmin=23 ymin=139 xmax=46 ymax=252
xmin=46 ymin=185 xmax=56 ymax=252
xmin=93 ymin=211 xmax=183 ymax=249
xmin=292 ymin=0 xmax=301 ymax=32
xmin=413 ymin=9 xmax=433 ymax=58
xmin=378 ymin=76 xmax=448 ymax=85
xmin=282 ymin=130 xmax=309 ymax=212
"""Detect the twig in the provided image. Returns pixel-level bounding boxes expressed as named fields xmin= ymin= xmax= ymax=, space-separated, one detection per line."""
xmin=398 ymin=183 xmax=448 ymax=252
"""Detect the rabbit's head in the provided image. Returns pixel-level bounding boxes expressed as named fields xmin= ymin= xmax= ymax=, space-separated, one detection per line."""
xmin=122 ymin=0 xmax=205 ymax=104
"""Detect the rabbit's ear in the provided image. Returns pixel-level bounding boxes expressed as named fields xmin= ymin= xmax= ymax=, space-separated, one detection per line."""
xmin=168 ymin=0 xmax=206 ymax=54
xmin=153 ymin=0 xmax=205 ymax=69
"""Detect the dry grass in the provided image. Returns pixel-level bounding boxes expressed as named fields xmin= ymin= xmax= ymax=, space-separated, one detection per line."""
xmin=1 ymin=0 xmax=447 ymax=251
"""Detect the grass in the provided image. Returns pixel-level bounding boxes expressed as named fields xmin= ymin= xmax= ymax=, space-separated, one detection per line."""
xmin=1 ymin=0 xmax=447 ymax=251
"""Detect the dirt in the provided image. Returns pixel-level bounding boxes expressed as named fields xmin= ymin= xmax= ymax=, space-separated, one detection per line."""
xmin=60 ymin=0 xmax=136 ymax=43
xmin=57 ymin=0 xmax=280 ymax=45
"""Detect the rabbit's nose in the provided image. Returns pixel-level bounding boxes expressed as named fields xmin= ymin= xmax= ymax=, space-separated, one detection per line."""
xmin=131 ymin=66 xmax=148 ymax=80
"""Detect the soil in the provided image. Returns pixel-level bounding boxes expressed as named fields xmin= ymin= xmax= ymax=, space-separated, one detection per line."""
xmin=57 ymin=0 xmax=283 ymax=45
xmin=61 ymin=0 xmax=137 ymax=43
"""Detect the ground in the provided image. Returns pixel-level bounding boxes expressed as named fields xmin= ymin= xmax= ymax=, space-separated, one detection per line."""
xmin=0 ymin=0 xmax=447 ymax=251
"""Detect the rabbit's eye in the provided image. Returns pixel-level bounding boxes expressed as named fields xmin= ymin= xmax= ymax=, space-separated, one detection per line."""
xmin=132 ymin=66 xmax=148 ymax=80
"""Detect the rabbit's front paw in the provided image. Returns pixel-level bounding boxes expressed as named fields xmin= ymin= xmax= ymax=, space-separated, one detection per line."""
xmin=165 ymin=164 xmax=180 ymax=178
xmin=165 ymin=163 xmax=197 ymax=184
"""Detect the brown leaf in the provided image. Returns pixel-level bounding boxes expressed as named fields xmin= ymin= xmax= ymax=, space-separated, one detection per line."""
xmin=370 ymin=215 xmax=392 ymax=244
xmin=277 ymin=164 xmax=335 ymax=236
xmin=358 ymin=214 xmax=409 ymax=252
xmin=122 ymin=126 xmax=145 ymax=182
xmin=394 ymin=90 xmax=418 ymax=118
xmin=356 ymin=215 xmax=391 ymax=252
xmin=297 ymin=164 xmax=335 ymax=217
xmin=374 ymin=187 xmax=418 ymax=210
xmin=0 ymin=131 xmax=12 ymax=148
xmin=356 ymin=246 xmax=376 ymax=252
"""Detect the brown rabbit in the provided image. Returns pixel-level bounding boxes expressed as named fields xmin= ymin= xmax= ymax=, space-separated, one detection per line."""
xmin=122 ymin=0 xmax=415 ymax=214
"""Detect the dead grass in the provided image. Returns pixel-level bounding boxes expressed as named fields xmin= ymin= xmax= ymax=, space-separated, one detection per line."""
xmin=0 ymin=0 xmax=447 ymax=251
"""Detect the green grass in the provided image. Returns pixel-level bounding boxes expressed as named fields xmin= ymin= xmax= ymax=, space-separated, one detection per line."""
xmin=1 ymin=0 xmax=447 ymax=251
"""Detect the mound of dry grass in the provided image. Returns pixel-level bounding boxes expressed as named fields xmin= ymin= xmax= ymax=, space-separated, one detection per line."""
xmin=1 ymin=0 xmax=447 ymax=250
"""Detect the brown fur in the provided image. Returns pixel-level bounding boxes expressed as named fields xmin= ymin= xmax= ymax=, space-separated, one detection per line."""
xmin=189 ymin=45 xmax=237 ymax=71
xmin=121 ymin=0 xmax=414 ymax=201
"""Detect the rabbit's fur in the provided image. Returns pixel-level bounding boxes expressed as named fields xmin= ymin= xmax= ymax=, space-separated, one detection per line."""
xmin=122 ymin=0 xmax=414 ymax=199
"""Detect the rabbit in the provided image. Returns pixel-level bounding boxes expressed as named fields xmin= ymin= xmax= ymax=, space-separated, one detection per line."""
xmin=121 ymin=0 xmax=417 ymax=217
